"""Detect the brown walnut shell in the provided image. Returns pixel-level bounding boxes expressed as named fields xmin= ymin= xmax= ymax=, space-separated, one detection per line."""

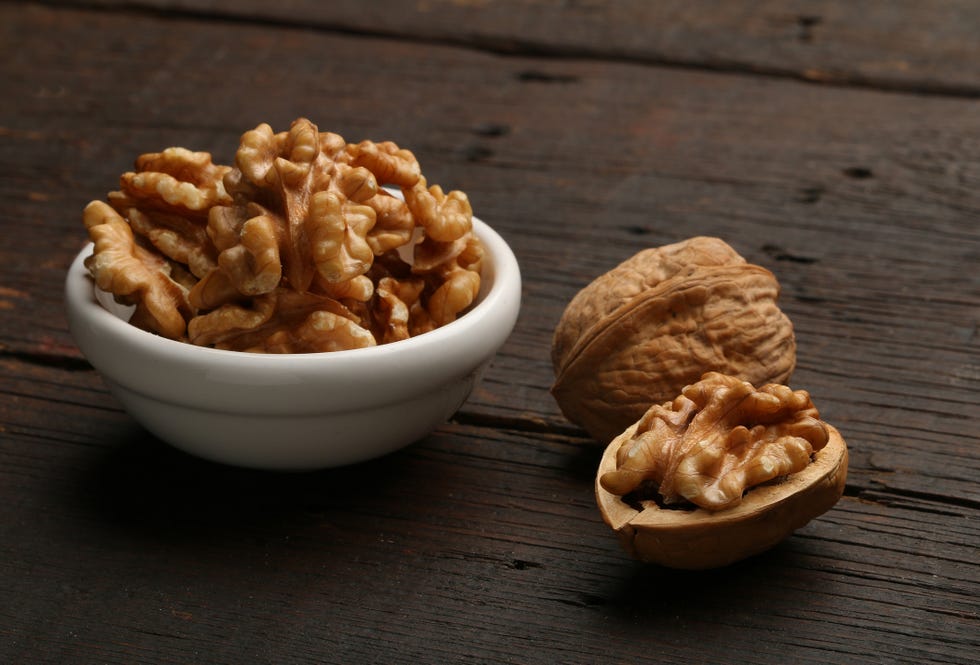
xmin=551 ymin=237 xmax=796 ymax=443
xmin=595 ymin=420 xmax=848 ymax=569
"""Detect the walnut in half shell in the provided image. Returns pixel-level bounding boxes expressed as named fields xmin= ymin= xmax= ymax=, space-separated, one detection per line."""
xmin=595 ymin=373 xmax=848 ymax=569
xmin=552 ymin=236 xmax=796 ymax=444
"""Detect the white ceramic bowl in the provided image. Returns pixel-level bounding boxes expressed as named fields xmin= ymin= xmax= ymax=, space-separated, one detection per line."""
xmin=65 ymin=218 xmax=521 ymax=470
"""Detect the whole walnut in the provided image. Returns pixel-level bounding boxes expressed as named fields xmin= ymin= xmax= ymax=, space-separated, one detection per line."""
xmin=551 ymin=237 xmax=796 ymax=443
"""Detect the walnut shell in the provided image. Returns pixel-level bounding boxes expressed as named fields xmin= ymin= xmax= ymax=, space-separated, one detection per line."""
xmin=551 ymin=237 xmax=796 ymax=443
xmin=596 ymin=419 xmax=848 ymax=569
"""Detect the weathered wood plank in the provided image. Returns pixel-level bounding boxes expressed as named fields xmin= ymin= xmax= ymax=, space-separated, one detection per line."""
xmin=1 ymin=359 xmax=977 ymax=664
xmin=1 ymin=1 xmax=976 ymax=490
xmin=42 ymin=0 xmax=980 ymax=96
xmin=2 ymin=4 xmax=978 ymax=665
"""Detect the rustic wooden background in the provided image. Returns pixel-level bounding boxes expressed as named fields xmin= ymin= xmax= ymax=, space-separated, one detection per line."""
xmin=1 ymin=1 xmax=977 ymax=663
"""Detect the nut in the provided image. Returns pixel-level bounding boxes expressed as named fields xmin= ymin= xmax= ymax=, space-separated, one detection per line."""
xmin=404 ymin=175 xmax=473 ymax=243
xmin=113 ymin=147 xmax=233 ymax=216
xmin=82 ymin=118 xmax=482 ymax=352
xmin=595 ymin=372 xmax=848 ymax=569
xmin=551 ymin=236 xmax=796 ymax=443
xmin=188 ymin=289 xmax=375 ymax=353
xmin=82 ymin=201 xmax=192 ymax=340
xmin=106 ymin=147 xmax=231 ymax=280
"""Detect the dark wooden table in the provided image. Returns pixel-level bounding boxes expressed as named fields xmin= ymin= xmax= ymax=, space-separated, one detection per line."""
xmin=2 ymin=2 xmax=978 ymax=663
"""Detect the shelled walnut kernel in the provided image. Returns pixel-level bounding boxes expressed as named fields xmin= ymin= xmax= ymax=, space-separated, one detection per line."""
xmin=600 ymin=372 xmax=830 ymax=511
xmin=82 ymin=118 xmax=482 ymax=352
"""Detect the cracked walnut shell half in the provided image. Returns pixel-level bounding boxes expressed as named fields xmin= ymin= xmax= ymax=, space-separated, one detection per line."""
xmin=552 ymin=236 xmax=796 ymax=444
xmin=595 ymin=373 xmax=848 ymax=569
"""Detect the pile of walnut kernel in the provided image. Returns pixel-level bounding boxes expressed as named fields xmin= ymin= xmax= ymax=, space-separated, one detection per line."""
xmin=82 ymin=118 xmax=483 ymax=353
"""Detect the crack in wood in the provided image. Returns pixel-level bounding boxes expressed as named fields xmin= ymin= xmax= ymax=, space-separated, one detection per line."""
xmin=451 ymin=411 xmax=586 ymax=436
xmin=0 ymin=349 xmax=92 ymax=372
xmin=856 ymin=488 xmax=980 ymax=514
xmin=471 ymin=123 xmax=511 ymax=138
xmin=514 ymin=69 xmax=579 ymax=84
xmin=762 ymin=243 xmax=820 ymax=264
xmin=507 ymin=558 xmax=543 ymax=571
xmin=796 ymin=15 xmax=823 ymax=43
xmin=843 ymin=166 xmax=875 ymax=179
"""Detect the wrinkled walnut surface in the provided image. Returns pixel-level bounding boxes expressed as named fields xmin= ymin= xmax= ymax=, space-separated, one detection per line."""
xmin=595 ymin=373 xmax=848 ymax=569
xmin=552 ymin=236 xmax=796 ymax=444
xmin=82 ymin=118 xmax=482 ymax=352
xmin=600 ymin=372 xmax=829 ymax=511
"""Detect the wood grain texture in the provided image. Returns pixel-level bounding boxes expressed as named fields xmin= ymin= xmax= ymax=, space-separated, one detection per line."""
xmin=1 ymin=2 xmax=978 ymax=664
xmin=44 ymin=0 xmax=980 ymax=96
xmin=1 ymin=360 xmax=977 ymax=664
